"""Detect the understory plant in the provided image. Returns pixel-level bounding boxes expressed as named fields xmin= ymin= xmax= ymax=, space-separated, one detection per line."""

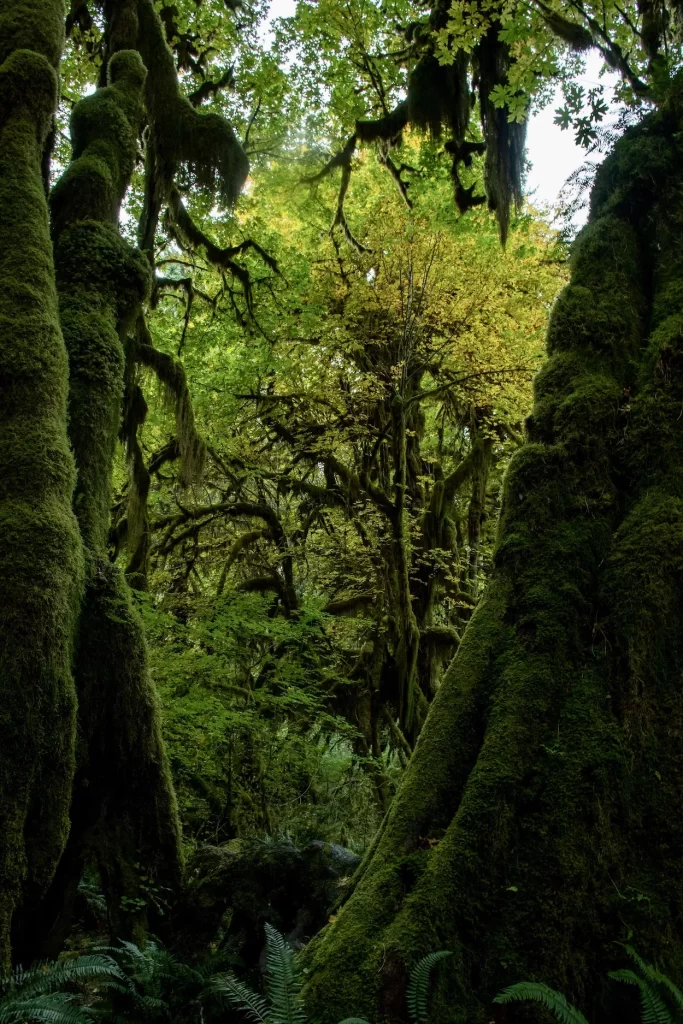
xmin=494 ymin=945 xmax=683 ymax=1023
xmin=212 ymin=925 xmax=452 ymax=1024
xmin=93 ymin=939 xmax=236 ymax=1023
xmin=0 ymin=954 xmax=124 ymax=1024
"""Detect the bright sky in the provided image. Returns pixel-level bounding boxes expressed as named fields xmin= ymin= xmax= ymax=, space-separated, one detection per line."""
xmin=265 ymin=0 xmax=617 ymax=217
xmin=526 ymin=52 xmax=620 ymax=213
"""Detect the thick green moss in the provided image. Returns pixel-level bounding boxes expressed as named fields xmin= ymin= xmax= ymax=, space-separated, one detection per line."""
xmin=0 ymin=0 xmax=83 ymax=971
xmin=303 ymin=106 xmax=683 ymax=1024
xmin=51 ymin=51 xmax=150 ymax=552
xmin=0 ymin=0 xmax=64 ymax=68
xmin=74 ymin=556 xmax=182 ymax=939
xmin=51 ymin=50 xmax=146 ymax=236
xmin=135 ymin=0 xmax=248 ymax=206
xmin=43 ymin=49 xmax=182 ymax=947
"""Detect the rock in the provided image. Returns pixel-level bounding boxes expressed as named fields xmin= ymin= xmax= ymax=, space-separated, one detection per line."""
xmin=171 ymin=838 xmax=361 ymax=962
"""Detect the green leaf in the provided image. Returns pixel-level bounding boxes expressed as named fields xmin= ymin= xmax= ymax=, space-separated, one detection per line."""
xmin=406 ymin=951 xmax=453 ymax=1024
xmin=493 ymin=981 xmax=590 ymax=1024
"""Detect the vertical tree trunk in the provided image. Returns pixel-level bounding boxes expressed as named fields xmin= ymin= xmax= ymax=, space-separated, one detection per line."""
xmin=12 ymin=50 xmax=182 ymax=962
xmin=0 ymin=0 xmax=84 ymax=969
xmin=57 ymin=49 xmax=182 ymax=941
xmin=302 ymin=101 xmax=683 ymax=1024
xmin=465 ymin=429 xmax=493 ymax=598
xmin=391 ymin=396 xmax=426 ymax=742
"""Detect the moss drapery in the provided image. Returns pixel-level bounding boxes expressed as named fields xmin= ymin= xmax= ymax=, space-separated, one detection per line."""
xmin=0 ymin=0 xmax=84 ymax=971
xmin=302 ymin=92 xmax=683 ymax=1024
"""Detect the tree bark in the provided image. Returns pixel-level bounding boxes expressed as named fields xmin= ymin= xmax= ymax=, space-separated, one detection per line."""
xmin=0 ymin=0 xmax=84 ymax=970
xmin=302 ymin=97 xmax=683 ymax=1024
xmin=12 ymin=50 xmax=182 ymax=963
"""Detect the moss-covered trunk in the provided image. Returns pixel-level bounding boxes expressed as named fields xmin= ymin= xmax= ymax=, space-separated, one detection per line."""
xmin=12 ymin=51 xmax=182 ymax=960
xmin=0 ymin=0 xmax=84 ymax=970
xmin=302 ymin=97 xmax=683 ymax=1024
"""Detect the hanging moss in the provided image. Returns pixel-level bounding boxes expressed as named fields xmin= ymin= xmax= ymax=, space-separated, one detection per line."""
xmin=477 ymin=27 xmax=526 ymax=245
xmin=135 ymin=337 xmax=205 ymax=487
xmin=135 ymin=0 xmax=248 ymax=248
xmin=45 ymin=48 xmax=182 ymax=947
xmin=302 ymin=104 xmax=683 ymax=1024
xmin=0 ymin=0 xmax=84 ymax=971
xmin=408 ymin=51 xmax=470 ymax=142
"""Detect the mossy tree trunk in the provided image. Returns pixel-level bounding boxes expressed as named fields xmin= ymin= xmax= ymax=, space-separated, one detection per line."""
xmin=4 ymin=0 xmax=247 ymax=965
xmin=0 ymin=0 xmax=84 ymax=971
xmin=55 ymin=49 xmax=182 ymax=943
xmin=12 ymin=50 xmax=182 ymax=963
xmin=302 ymin=98 xmax=683 ymax=1024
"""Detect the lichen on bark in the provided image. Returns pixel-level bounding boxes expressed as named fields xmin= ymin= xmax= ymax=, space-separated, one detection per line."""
xmin=302 ymin=94 xmax=683 ymax=1024
xmin=0 ymin=0 xmax=84 ymax=971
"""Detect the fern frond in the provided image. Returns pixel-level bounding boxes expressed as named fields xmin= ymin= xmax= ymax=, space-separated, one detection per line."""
xmin=608 ymin=968 xmax=643 ymax=987
xmin=608 ymin=972 xmax=673 ymax=1024
xmin=138 ymin=994 xmax=170 ymax=1018
xmin=2 ymin=956 xmax=124 ymax=1000
xmin=264 ymin=925 xmax=306 ymax=1024
xmin=640 ymin=982 xmax=674 ymax=1024
xmin=619 ymin=947 xmax=683 ymax=1012
xmin=653 ymin=973 xmax=683 ymax=1013
xmin=493 ymin=982 xmax=590 ymax=1024
xmin=406 ymin=951 xmax=452 ymax=1024
xmin=0 ymin=993 xmax=93 ymax=1024
xmin=336 ymin=1018 xmax=372 ymax=1023
xmin=208 ymin=973 xmax=270 ymax=1024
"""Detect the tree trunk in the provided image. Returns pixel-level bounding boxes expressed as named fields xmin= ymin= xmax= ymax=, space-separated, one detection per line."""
xmin=391 ymin=395 xmax=425 ymax=743
xmin=302 ymin=99 xmax=683 ymax=1024
xmin=12 ymin=50 xmax=182 ymax=962
xmin=0 ymin=0 xmax=84 ymax=970
xmin=465 ymin=429 xmax=493 ymax=598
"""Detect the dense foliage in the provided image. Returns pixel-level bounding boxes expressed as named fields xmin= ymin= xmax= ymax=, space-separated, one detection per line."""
xmin=3 ymin=0 xmax=683 ymax=1021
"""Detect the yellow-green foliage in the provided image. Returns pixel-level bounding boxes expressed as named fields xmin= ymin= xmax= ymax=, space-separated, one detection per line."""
xmin=0 ymin=0 xmax=83 ymax=971
xmin=302 ymin=104 xmax=683 ymax=1024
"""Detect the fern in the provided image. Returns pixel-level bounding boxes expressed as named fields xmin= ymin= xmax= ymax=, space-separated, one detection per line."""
xmin=264 ymin=924 xmax=307 ymax=1024
xmin=620 ymin=946 xmax=683 ymax=1015
xmin=638 ymin=983 xmax=674 ymax=1024
xmin=208 ymin=925 xmax=369 ymax=1024
xmin=493 ymin=981 xmax=590 ymax=1024
xmin=406 ymin=951 xmax=452 ymax=1024
xmin=608 ymin=970 xmax=674 ymax=1024
xmin=0 ymin=954 xmax=125 ymax=1024
xmin=0 ymin=994 xmax=93 ymax=1024
xmin=2 ymin=956 xmax=124 ymax=1000
xmin=209 ymin=926 xmax=305 ymax=1024
xmin=209 ymin=974 xmax=270 ymax=1024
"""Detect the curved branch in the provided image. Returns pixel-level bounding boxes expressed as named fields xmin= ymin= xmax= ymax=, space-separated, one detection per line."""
xmin=216 ymin=529 xmax=270 ymax=596
xmin=166 ymin=188 xmax=278 ymax=311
